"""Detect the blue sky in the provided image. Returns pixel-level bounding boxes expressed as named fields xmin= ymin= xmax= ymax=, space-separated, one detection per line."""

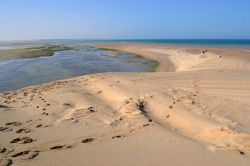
xmin=0 ymin=0 xmax=249 ymax=40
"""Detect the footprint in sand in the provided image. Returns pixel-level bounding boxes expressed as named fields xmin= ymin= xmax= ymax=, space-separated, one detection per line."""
xmin=36 ymin=124 xmax=43 ymax=128
xmin=0 ymin=127 xmax=12 ymax=132
xmin=11 ymin=150 xmax=39 ymax=160
xmin=26 ymin=120 xmax=32 ymax=123
xmin=16 ymin=128 xmax=31 ymax=134
xmin=88 ymin=106 xmax=96 ymax=113
xmin=0 ymin=148 xmax=7 ymax=154
xmin=0 ymin=105 xmax=10 ymax=109
xmin=27 ymin=151 xmax=40 ymax=159
xmin=50 ymin=145 xmax=65 ymax=150
xmin=239 ymin=151 xmax=245 ymax=155
xmin=112 ymin=135 xmax=122 ymax=139
xmin=63 ymin=103 xmax=72 ymax=107
xmin=42 ymin=112 xmax=49 ymax=116
xmin=97 ymin=90 xmax=103 ymax=94
xmin=129 ymin=130 xmax=135 ymax=133
xmin=5 ymin=122 xmax=22 ymax=126
xmin=0 ymin=147 xmax=14 ymax=154
xmin=82 ymin=138 xmax=94 ymax=143
xmin=10 ymin=137 xmax=34 ymax=144
xmin=11 ymin=150 xmax=30 ymax=157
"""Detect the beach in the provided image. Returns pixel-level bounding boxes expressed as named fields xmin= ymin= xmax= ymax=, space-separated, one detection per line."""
xmin=1 ymin=44 xmax=250 ymax=166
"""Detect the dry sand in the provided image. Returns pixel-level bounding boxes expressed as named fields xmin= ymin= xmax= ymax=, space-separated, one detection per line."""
xmin=1 ymin=44 xmax=250 ymax=166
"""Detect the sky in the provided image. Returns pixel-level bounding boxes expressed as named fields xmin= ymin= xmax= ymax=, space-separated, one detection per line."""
xmin=0 ymin=0 xmax=250 ymax=40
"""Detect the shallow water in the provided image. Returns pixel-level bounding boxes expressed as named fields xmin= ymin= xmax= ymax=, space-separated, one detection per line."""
xmin=0 ymin=48 xmax=152 ymax=92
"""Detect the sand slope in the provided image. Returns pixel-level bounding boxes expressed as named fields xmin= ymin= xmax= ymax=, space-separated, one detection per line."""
xmin=1 ymin=44 xmax=250 ymax=166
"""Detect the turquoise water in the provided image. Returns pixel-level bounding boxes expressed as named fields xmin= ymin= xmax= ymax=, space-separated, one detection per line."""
xmin=37 ymin=39 xmax=250 ymax=48
xmin=1 ymin=39 xmax=250 ymax=48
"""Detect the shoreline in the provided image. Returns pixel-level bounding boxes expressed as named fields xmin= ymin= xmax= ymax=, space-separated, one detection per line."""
xmin=1 ymin=44 xmax=250 ymax=166
xmin=97 ymin=43 xmax=250 ymax=72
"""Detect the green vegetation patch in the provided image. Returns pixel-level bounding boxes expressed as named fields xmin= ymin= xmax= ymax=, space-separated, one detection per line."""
xmin=0 ymin=45 xmax=73 ymax=60
xmin=97 ymin=46 xmax=159 ymax=72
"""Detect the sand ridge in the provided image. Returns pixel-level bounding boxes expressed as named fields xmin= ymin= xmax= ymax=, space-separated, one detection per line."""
xmin=1 ymin=44 xmax=250 ymax=166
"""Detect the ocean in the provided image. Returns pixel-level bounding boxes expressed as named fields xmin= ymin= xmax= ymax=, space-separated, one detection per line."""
xmin=36 ymin=39 xmax=250 ymax=48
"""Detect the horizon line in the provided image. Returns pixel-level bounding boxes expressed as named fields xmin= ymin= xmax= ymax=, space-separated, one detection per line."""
xmin=1 ymin=38 xmax=250 ymax=42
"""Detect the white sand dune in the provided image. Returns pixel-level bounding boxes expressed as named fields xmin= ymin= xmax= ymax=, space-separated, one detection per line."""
xmin=1 ymin=44 xmax=250 ymax=166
